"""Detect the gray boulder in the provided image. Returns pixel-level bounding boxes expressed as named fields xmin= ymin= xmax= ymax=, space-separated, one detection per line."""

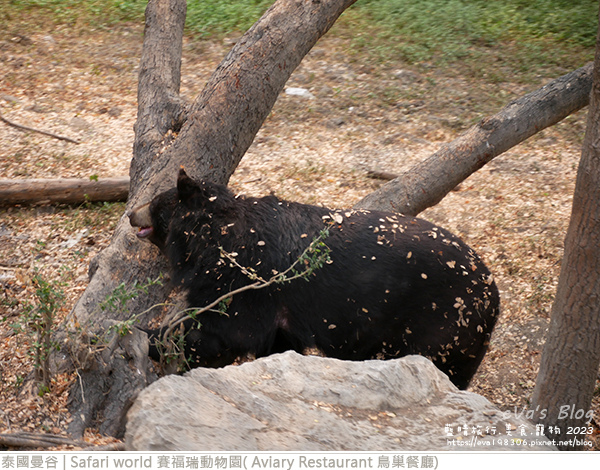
xmin=125 ymin=351 xmax=555 ymax=451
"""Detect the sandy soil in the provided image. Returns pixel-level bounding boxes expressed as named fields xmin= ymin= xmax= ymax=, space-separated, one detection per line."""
xmin=0 ymin=21 xmax=598 ymax=448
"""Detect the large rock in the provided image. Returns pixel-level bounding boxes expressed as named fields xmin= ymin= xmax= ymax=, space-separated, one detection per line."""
xmin=125 ymin=352 xmax=555 ymax=451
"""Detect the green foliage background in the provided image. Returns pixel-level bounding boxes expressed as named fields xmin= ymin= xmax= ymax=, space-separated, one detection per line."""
xmin=4 ymin=1 xmax=597 ymax=48
xmin=0 ymin=0 xmax=596 ymax=81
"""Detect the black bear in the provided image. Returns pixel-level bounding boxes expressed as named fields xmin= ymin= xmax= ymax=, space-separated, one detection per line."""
xmin=128 ymin=169 xmax=499 ymax=389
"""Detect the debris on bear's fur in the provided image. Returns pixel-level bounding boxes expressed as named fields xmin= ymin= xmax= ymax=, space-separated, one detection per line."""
xmin=129 ymin=168 xmax=500 ymax=390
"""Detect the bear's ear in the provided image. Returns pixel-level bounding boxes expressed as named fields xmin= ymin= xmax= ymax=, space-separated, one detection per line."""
xmin=176 ymin=167 xmax=198 ymax=201
xmin=176 ymin=168 xmax=216 ymax=205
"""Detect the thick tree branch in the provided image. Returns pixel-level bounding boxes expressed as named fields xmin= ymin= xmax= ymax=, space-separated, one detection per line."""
xmin=355 ymin=62 xmax=593 ymax=216
xmin=131 ymin=0 xmax=359 ymax=204
xmin=130 ymin=0 xmax=187 ymax=190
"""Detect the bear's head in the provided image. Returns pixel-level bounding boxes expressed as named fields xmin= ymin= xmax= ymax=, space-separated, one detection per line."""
xmin=128 ymin=168 xmax=233 ymax=252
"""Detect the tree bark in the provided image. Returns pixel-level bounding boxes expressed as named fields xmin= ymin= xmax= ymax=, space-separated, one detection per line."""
xmin=530 ymin=13 xmax=600 ymax=452
xmin=355 ymin=62 xmax=593 ymax=216
xmin=0 ymin=177 xmax=129 ymax=205
xmin=60 ymin=0 xmax=358 ymax=439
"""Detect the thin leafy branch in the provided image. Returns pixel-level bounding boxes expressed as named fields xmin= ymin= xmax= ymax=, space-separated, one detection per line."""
xmin=158 ymin=226 xmax=333 ymax=359
xmin=89 ymin=275 xmax=165 ymax=342
xmin=99 ymin=274 xmax=164 ymax=317
xmin=91 ymin=227 xmax=330 ymax=368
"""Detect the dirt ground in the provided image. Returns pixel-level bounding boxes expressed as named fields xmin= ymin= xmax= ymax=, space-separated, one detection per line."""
xmin=1 ymin=20 xmax=599 ymax=449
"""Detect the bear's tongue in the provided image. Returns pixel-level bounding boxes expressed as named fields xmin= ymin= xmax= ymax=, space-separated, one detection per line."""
xmin=136 ymin=227 xmax=154 ymax=239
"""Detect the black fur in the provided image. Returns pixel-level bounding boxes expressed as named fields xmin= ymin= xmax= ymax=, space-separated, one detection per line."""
xmin=129 ymin=169 xmax=500 ymax=389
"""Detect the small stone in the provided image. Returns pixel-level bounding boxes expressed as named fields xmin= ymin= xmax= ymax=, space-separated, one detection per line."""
xmin=285 ymin=87 xmax=315 ymax=99
xmin=69 ymin=116 xmax=91 ymax=130
xmin=1 ymin=95 xmax=21 ymax=104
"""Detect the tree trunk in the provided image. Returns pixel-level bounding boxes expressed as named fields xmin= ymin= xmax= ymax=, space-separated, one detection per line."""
xmin=60 ymin=0 xmax=358 ymax=439
xmin=530 ymin=12 xmax=600 ymax=452
xmin=354 ymin=63 xmax=593 ymax=216
xmin=0 ymin=177 xmax=129 ymax=205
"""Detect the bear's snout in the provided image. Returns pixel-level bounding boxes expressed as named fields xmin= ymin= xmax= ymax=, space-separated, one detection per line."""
xmin=128 ymin=203 xmax=154 ymax=239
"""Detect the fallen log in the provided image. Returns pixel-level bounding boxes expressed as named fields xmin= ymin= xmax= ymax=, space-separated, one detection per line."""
xmin=0 ymin=177 xmax=129 ymax=205
xmin=355 ymin=62 xmax=594 ymax=216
